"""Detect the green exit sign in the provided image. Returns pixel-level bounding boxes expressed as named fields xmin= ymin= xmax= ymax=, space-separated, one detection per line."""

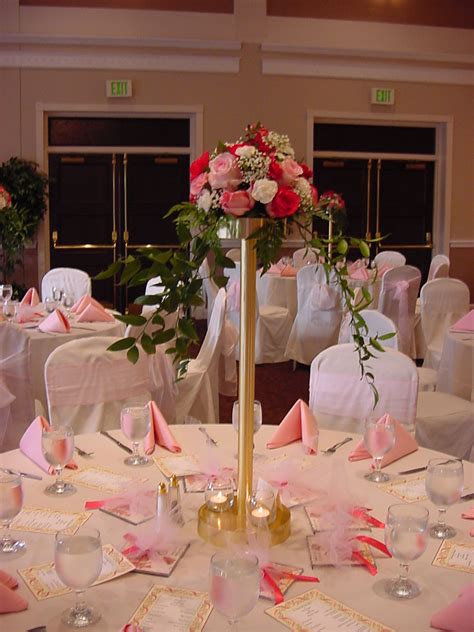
xmin=371 ymin=87 xmax=395 ymax=105
xmin=106 ymin=80 xmax=132 ymax=98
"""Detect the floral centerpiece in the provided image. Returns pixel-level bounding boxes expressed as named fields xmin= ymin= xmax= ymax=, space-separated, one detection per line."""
xmin=98 ymin=123 xmax=382 ymax=400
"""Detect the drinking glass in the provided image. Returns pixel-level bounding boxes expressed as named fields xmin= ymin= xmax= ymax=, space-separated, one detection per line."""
xmin=42 ymin=425 xmax=76 ymax=496
xmin=232 ymin=400 xmax=262 ymax=436
xmin=120 ymin=405 xmax=150 ymax=466
xmin=425 ymin=458 xmax=464 ymax=539
xmin=44 ymin=296 xmax=56 ymax=313
xmin=55 ymin=526 xmax=102 ymax=627
xmin=0 ymin=471 xmax=25 ymax=554
xmin=52 ymin=286 xmax=64 ymax=305
xmin=0 ymin=284 xmax=13 ymax=303
xmin=3 ymin=300 xmax=17 ymax=322
xmin=62 ymin=293 xmax=74 ymax=317
xmin=363 ymin=415 xmax=395 ymax=482
xmin=209 ymin=551 xmax=260 ymax=630
xmin=384 ymin=503 xmax=428 ymax=599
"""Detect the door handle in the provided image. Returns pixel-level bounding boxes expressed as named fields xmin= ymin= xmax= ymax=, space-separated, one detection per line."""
xmin=51 ymin=230 xmax=116 ymax=250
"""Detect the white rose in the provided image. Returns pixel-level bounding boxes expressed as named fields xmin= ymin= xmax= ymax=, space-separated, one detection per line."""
xmin=235 ymin=145 xmax=256 ymax=158
xmin=251 ymin=179 xmax=278 ymax=204
xmin=197 ymin=189 xmax=212 ymax=212
xmin=294 ymin=177 xmax=311 ymax=195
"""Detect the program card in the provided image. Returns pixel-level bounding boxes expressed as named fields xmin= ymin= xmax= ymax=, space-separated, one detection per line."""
xmin=10 ymin=506 xmax=91 ymax=535
xmin=126 ymin=544 xmax=189 ymax=577
xmin=260 ymin=562 xmax=304 ymax=601
xmin=266 ymin=588 xmax=394 ymax=631
xmin=432 ymin=540 xmax=474 ymax=574
xmin=378 ymin=475 xmax=428 ymax=502
xmin=127 ymin=585 xmax=212 ymax=632
xmin=304 ymin=506 xmax=369 ymax=533
xmin=99 ymin=491 xmax=156 ymax=525
xmin=307 ymin=536 xmax=375 ymax=568
xmin=65 ymin=466 xmax=142 ymax=494
xmin=154 ymin=454 xmax=201 ymax=478
xmin=183 ymin=467 xmax=236 ymax=493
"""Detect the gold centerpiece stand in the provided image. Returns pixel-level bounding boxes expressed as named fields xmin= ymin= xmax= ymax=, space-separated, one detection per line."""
xmin=197 ymin=219 xmax=291 ymax=546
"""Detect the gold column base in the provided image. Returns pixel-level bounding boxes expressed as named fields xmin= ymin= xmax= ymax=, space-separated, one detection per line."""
xmin=197 ymin=495 xmax=291 ymax=548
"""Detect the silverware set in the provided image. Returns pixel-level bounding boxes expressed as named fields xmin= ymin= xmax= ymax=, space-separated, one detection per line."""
xmin=322 ymin=437 xmax=353 ymax=454
xmin=198 ymin=426 xmax=218 ymax=446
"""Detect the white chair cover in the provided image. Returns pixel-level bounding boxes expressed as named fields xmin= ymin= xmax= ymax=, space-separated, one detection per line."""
xmin=45 ymin=336 xmax=176 ymax=433
xmin=432 ymin=263 xmax=449 ymax=280
xmin=378 ymin=265 xmax=421 ymax=356
xmin=226 ymin=248 xmax=241 ymax=262
xmin=373 ymin=251 xmax=406 ymax=268
xmin=292 ymin=248 xmax=318 ymax=269
xmin=145 ymin=276 xmax=164 ymax=295
xmin=427 ymin=254 xmax=450 ymax=282
xmin=339 ymin=309 xmax=399 ymax=349
xmin=420 ymin=278 xmax=470 ymax=370
xmin=285 ymin=264 xmax=342 ymax=365
xmin=309 ymin=344 xmax=419 ymax=433
xmin=41 ymin=267 xmax=91 ymax=302
xmin=0 ymin=323 xmax=35 ymax=452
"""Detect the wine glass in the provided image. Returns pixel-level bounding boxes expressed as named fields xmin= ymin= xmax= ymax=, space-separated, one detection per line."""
xmin=384 ymin=503 xmax=428 ymax=599
xmin=62 ymin=293 xmax=74 ymax=317
xmin=120 ymin=405 xmax=150 ymax=466
xmin=363 ymin=415 xmax=395 ymax=482
xmin=44 ymin=296 xmax=56 ymax=313
xmin=52 ymin=286 xmax=64 ymax=306
xmin=2 ymin=300 xmax=17 ymax=322
xmin=0 ymin=471 xmax=26 ymax=554
xmin=209 ymin=551 xmax=260 ymax=630
xmin=232 ymin=400 xmax=262 ymax=437
xmin=425 ymin=458 xmax=464 ymax=539
xmin=0 ymin=284 xmax=13 ymax=303
xmin=42 ymin=425 xmax=76 ymax=496
xmin=55 ymin=526 xmax=102 ymax=627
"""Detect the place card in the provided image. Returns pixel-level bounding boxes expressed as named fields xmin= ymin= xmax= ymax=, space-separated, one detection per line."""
xmin=378 ymin=475 xmax=428 ymax=502
xmin=125 ymin=544 xmax=190 ymax=577
xmin=127 ymin=585 xmax=212 ymax=631
xmin=65 ymin=466 xmax=142 ymax=494
xmin=260 ymin=562 xmax=304 ymax=601
xmin=183 ymin=467 xmax=236 ymax=493
xmin=19 ymin=544 xmax=135 ymax=600
xmin=266 ymin=588 xmax=394 ymax=631
xmin=304 ymin=506 xmax=369 ymax=533
xmin=432 ymin=540 xmax=474 ymax=574
xmin=307 ymin=536 xmax=375 ymax=568
xmin=10 ymin=506 xmax=91 ymax=535
xmin=154 ymin=454 xmax=202 ymax=478
xmin=100 ymin=491 xmax=156 ymax=525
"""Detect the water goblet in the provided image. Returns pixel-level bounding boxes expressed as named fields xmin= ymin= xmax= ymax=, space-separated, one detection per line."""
xmin=232 ymin=400 xmax=262 ymax=439
xmin=52 ymin=286 xmax=64 ymax=306
xmin=120 ymin=405 xmax=150 ymax=466
xmin=44 ymin=296 xmax=56 ymax=313
xmin=62 ymin=293 xmax=74 ymax=317
xmin=0 ymin=471 xmax=26 ymax=554
xmin=425 ymin=458 xmax=464 ymax=539
xmin=0 ymin=284 xmax=13 ymax=303
xmin=384 ymin=503 xmax=428 ymax=599
xmin=209 ymin=551 xmax=260 ymax=630
xmin=55 ymin=526 xmax=102 ymax=627
xmin=42 ymin=425 xmax=76 ymax=496
xmin=363 ymin=415 xmax=395 ymax=482
xmin=2 ymin=299 xmax=17 ymax=322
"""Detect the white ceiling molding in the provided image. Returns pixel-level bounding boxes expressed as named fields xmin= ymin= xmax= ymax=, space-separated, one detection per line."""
xmin=449 ymin=240 xmax=474 ymax=248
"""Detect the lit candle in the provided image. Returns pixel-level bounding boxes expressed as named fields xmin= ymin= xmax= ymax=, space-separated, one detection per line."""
xmin=251 ymin=506 xmax=270 ymax=522
xmin=209 ymin=492 xmax=228 ymax=506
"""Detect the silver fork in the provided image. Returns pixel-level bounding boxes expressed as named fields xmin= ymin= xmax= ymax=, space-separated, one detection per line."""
xmin=322 ymin=437 xmax=353 ymax=455
xmin=198 ymin=426 xmax=218 ymax=446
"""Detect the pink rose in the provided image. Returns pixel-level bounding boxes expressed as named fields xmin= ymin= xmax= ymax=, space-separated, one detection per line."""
xmin=280 ymin=158 xmax=303 ymax=185
xmin=190 ymin=172 xmax=208 ymax=199
xmin=220 ymin=190 xmax=255 ymax=217
xmin=208 ymin=152 xmax=242 ymax=190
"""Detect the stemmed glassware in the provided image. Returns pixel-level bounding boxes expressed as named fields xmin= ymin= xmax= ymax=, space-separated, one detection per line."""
xmin=232 ymin=400 xmax=262 ymax=446
xmin=0 ymin=284 xmax=13 ymax=303
xmin=384 ymin=503 xmax=429 ymax=599
xmin=2 ymin=300 xmax=17 ymax=322
xmin=363 ymin=415 xmax=395 ymax=482
xmin=62 ymin=293 xmax=74 ymax=317
xmin=209 ymin=550 xmax=261 ymax=630
xmin=52 ymin=286 xmax=64 ymax=306
xmin=42 ymin=425 xmax=76 ymax=496
xmin=120 ymin=405 xmax=150 ymax=466
xmin=44 ymin=296 xmax=56 ymax=313
xmin=0 ymin=471 xmax=26 ymax=554
xmin=425 ymin=458 xmax=464 ymax=539
xmin=55 ymin=526 xmax=102 ymax=627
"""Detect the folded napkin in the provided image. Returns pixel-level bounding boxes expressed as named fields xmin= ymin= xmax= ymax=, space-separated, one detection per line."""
xmin=348 ymin=414 xmax=418 ymax=467
xmin=281 ymin=264 xmax=297 ymax=277
xmin=38 ymin=308 xmax=71 ymax=333
xmin=375 ymin=263 xmax=393 ymax=277
xmin=144 ymin=401 xmax=182 ymax=455
xmin=15 ymin=305 xmax=39 ymax=324
xmin=19 ymin=415 xmax=77 ymax=474
xmin=268 ymin=261 xmax=285 ymax=274
xmin=461 ymin=506 xmax=474 ymax=537
xmin=451 ymin=310 xmax=474 ymax=333
xmin=20 ymin=287 xmax=40 ymax=308
xmin=266 ymin=399 xmax=318 ymax=454
xmin=347 ymin=259 xmax=365 ymax=274
xmin=76 ymin=303 xmax=115 ymax=323
xmin=71 ymin=295 xmax=104 ymax=315
xmin=430 ymin=583 xmax=474 ymax=631
xmin=349 ymin=266 xmax=370 ymax=281
xmin=0 ymin=570 xmax=28 ymax=614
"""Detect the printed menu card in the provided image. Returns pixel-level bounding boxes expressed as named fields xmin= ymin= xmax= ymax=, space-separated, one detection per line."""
xmin=378 ymin=475 xmax=427 ymax=502
xmin=10 ymin=506 xmax=91 ymax=535
xmin=432 ymin=540 xmax=474 ymax=574
xmin=127 ymin=585 xmax=212 ymax=631
xmin=266 ymin=589 xmax=394 ymax=631
xmin=65 ymin=466 xmax=142 ymax=494
xmin=154 ymin=454 xmax=201 ymax=478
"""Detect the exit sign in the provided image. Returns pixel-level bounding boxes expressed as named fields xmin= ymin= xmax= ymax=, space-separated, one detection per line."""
xmin=371 ymin=87 xmax=395 ymax=105
xmin=106 ymin=80 xmax=132 ymax=98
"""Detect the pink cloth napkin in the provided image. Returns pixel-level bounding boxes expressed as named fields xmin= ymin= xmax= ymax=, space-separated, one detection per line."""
xmin=348 ymin=414 xmax=418 ymax=467
xmin=266 ymin=399 xmax=318 ymax=454
xmin=451 ymin=310 xmax=474 ymax=333
xmin=71 ymin=295 xmax=103 ymax=314
xmin=281 ymin=265 xmax=297 ymax=277
xmin=349 ymin=266 xmax=370 ymax=281
xmin=19 ymin=415 xmax=78 ymax=474
xmin=461 ymin=506 xmax=474 ymax=537
xmin=120 ymin=625 xmax=143 ymax=632
xmin=0 ymin=571 xmax=28 ymax=614
xmin=376 ymin=263 xmax=393 ymax=277
xmin=76 ymin=303 xmax=115 ymax=323
xmin=430 ymin=583 xmax=474 ymax=631
xmin=38 ymin=309 xmax=71 ymax=333
xmin=15 ymin=305 xmax=40 ymax=323
xmin=268 ymin=262 xmax=284 ymax=274
xmin=144 ymin=401 xmax=182 ymax=455
xmin=20 ymin=287 xmax=40 ymax=308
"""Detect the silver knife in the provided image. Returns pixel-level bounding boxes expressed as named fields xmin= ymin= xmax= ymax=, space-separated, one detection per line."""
xmin=100 ymin=431 xmax=133 ymax=454
xmin=399 ymin=458 xmax=461 ymax=476
xmin=2 ymin=468 xmax=43 ymax=481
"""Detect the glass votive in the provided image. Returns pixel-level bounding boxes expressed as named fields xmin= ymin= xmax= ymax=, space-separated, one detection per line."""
xmin=205 ymin=478 xmax=234 ymax=513
xmin=248 ymin=488 xmax=276 ymax=526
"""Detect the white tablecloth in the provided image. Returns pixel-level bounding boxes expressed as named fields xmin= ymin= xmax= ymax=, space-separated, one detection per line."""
xmin=437 ymin=330 xmax=474 ymax=401
xmin=0 ymin=425 xmax=472 ymax=631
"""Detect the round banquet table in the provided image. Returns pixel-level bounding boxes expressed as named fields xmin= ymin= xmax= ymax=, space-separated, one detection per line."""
xmin=436 ymin=330 xmax=474 ymax=402
xmin=0 ymin=426 xmax=472 ymax=632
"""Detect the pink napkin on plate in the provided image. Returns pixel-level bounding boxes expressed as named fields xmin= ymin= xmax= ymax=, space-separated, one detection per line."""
xmin=268 ymin=261 xmax=284 ymax=274
xmin=281 ymin=265 xmax=297 ymax=277
xmin=430 ymin=583 xmax=474 ymax=631
xmin=71 ymin=295 xmax=104 ymax=314
xmin=266 ymin=399 xmax=318 ymax=454
xmin=20 ymin=287 xmax=40 ymax=308
xmin=38 ymin=309 xmax=71 ymax=333
xmin=16 ymin=305 xmax=40 ymax=324
xmin=19 ymin=415 xmax=78 ymax=474
xmin=76 ymin=303 xmax=115 ymax=323
xmin=144 ymin=401 xmax=181 ymax=455
xmin=348 ymin=414 xmax=418 ymax=467
xmin=349 ymin=266 xmax=370 ymax=281
xmin=450 ymin=310 xmax=474 ymax=333
xmin=0 ymin=571 xmax=28 ymax=614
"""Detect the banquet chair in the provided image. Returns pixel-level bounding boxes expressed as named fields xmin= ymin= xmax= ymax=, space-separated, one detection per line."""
xmin=292 ymin=248 xmax=318 ymax=269
xmin=0 ymin=374 xmax=16 ymax=453
xmin=373 ymin=250 xmax=406 ymax=269
xmin=427 ymin=254 xmax=450 ymax=281
xmin=45 ymin=335 xmax=176 ymax=433
xmin=226 ymin=248 xmax=241 ymax=262
xmin=378 ymin=265 xmax=421 ymax=357
xmin=285 ymin=264 xmax=342 ymax=365
xmin=125 ymin=304 xmax=179 ymax=356
xmin=41 ymin=267 xmax=91 ymax=302
xmin=338 ymin=309 xmax=399 ymax=350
